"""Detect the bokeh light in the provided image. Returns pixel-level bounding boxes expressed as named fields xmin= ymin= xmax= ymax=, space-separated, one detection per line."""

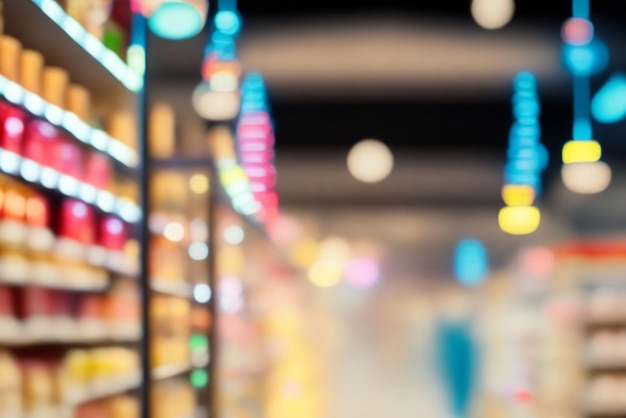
xmin=562 ymin=140 xmax=602 ymax=164
xmin=519 ymin=247 xmax=555 ymax=278
xmin=193 ymin=283 xmax=212 ymax=303
xmin=347 ymin=139 xmax=394 ymax=183
xmin=290 ymin=238 xmax=320 ymax=268
xmin=561 ymin=17 xmax=594 ymax=46
xmin=192 ymin=81 xmax=240 ymax=121
xmin=189 ymin=173 xmax=209 ymax=194
xmin=148 ymin=0 xmax=207 ymax=40
xmin=471 ymin=0 xmax=515 ymax=30
xmin=345 ymin=258 xmax=380 ymax=289
xmin=188 ymin=242 xmax=209 ymax=260
xmin=190 ymin=369 xmax=209 ymax=388
xmin=308 ymin=260 xmax=343 ymax=288
xmin=223 ymin=225 xmax=245 ymax=245
xmin=592 ymin=73 xmax=626 ymax=124
xmin=163 ymin=221 xmax=185 ymax=242
xmin=562 ymin=40 xmax=609 ymax=76
xmin=561 ymin=161 xmax=611 ymax=194
xmin=501 ymin=184 xmax=535 ymax=206
xmin=454 ymin=238 xmax=489 ymax=287
xmin=498 ymin=206 xmax=541 ymax=235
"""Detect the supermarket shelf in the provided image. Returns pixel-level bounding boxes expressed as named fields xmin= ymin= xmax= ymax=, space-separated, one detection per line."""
xmin=584 ymin=406 xmax=626 ymax=417
xmin=66 ymin=373 xmax=142 ymax=406
xmin=3 ymin=0 xmax=142 ymax=99
xmin=152 ymin=156 xmax=213 ymax=170
xmin=0 ymin=75 xmax=138 ymax=169
xmin=152 ymin=356 xmax=209 ymax=381
xmin=0 ymin=225 xmax=139 ymax=278
xmin=0 ymin=329 xmax=140 ymax=347
xmin=0 ymin=147 xmax=141 ymax=223
xmin=150 ymin=279 xmax=193 ymax=299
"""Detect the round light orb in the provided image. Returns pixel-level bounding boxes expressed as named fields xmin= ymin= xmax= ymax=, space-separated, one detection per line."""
xmin=561 ymin=18 xmax=594 ymax=46
xmin=471 ymin=0 xmax=515 ymax=30
xmin=561 ymin=161 xmax=611 ymax=194
xmin=189 ymin=173 xmax=209 ymax=194
xmin=501 ymin=184 xmax=535 ymax=206
xmin=592 ymin=73 xmax=626 ymax=124
xmin=347 ymin=139 xmax=394 ymax=183
xmin=188 ymin=242 xmax=209 ymax=260
xmin=148 ymin=0 xmax=207 ymax=40
xmin=192 ymin=81 xmax=240 ymax=121
xmin=223 ymin=225 xmax=244 ymax=245
xmin=345 ymin=258 xmax=380 ymax=289
xmin=562 ymin=40 xmax=609 ymax=77
xmin=454 ymin=238 xmax=489 ymax=287
xmin=498 ymin=206 xmax=541 ymax=236
xmin=164 ymin=221 xmax=185 ymax=242
xmin=562 ymin=140 xmax=602 ymax=164
xmin=307 ymin=260 xmax=343 ymax=288
xmin=193 ymin=283 xmax=212 ymax=303
xmin=215 ymin=10 xmax=242 ymax=36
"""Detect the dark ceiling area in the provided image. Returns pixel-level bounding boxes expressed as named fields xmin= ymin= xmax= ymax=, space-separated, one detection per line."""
xmin=149 ymin=0 xmax=626 ymax=163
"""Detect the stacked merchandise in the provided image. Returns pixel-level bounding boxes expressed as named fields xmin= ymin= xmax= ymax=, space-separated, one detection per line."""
xmin=555 ymin=243 xmax=626 ymax=417
xmin=148 ymin=104 xmax=212 ymax=417
xmin=0 ymin=1 xmax=141 ymax=417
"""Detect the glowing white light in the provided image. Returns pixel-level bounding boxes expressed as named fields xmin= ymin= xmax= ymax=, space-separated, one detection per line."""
xmin=118 ymin=202 xmax=141 ymax=223
xmin=108 ymin=141 xmax=138 ymax=167
xmin=561 ymin=161 xmax=611 ymax=194
xmin=210 ymin=72 xmax=239 ymax=92
xmin=223 ymin=225 xmax=244 ymax=245
xmin=40 ymin=0 xmax=65 ymax=21
xmin=91 ymin=130 xmax=110 ymax=152
xmin=193 ymin=283 xmax=212 ymax=303
xmin=20 ymin=159 xmax=41 ymax=182
xmin=79 ymin=184 xmax=98 ymax=203
xmin=44 ymin=104 xmax=64 ymax=125
xmin=347 ymin=139 xmax=394 ymax=183
xmin=40 ymin=167 xmax=59 ymax=188
xmin=97 ymin=191 xmax=116 ymax=212
xmin=83 ymin=33 xmax=105 ymax=59
xmin=319 ymin=236 xmax=351 ymax=264
xmin=58 ymin=175 xmax=79 ymax=196
xmin=192 ymin=82 xmax=240 ymax=121
xmin=23 ymin=93 xmax=46 ymax=116
xmin=4 ymin=81 xmax=24 ymax=103
xmin=0 ymin=149 xmax=21 ymax=174
xmin=189 ymin=242 xmax=209 ymax=261
xmin=62 ymin=16 xmax=85 ymax=42
xmin=471 ymin=0 xmax=515 ymax=30
xmin=164 ymin=222 xmax=185 ymax=242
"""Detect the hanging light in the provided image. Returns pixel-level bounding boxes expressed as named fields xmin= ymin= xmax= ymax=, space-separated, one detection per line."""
xmin=148 ymin=0 xmax=208 ymax=40
xmin=192 ymin=81 xmax=240 ymax=121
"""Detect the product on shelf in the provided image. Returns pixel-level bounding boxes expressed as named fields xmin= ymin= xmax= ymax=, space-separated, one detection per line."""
xmin=150 ymin=295 xmax=191 ymax=368
xmin=151 ymin=379 xmax=196 ymax=418
xmin=0 ymin=35 xmax=21 ymax=82
xmin=19 ymin=49 xmax=44 ymax=95
xmin=42 ymin=66 xmax=69 ymax=108
xmin=0 ymin=350 xmax=22 ymax=417
xmin=149 ymin=103 xmax=175 ymax=158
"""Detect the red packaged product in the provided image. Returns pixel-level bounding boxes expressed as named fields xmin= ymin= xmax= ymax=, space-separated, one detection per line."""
xmin=99 ymin=216 xmax=126 ymax=251
xmin=0 ymin=285 xmax=15 ymax=316
xmin=0 ymin=102 xmax=25 ymax=153
xmin=59 ymin=199 xmax=95 ymax=244
xmin=85 ymin=151 xmax=111 ymax=190
xmin=14 ymin=287 xmax=53 ymax=319
xmin=53 ymin=137 xmax=83 ymax=180
xmin=22 ymin=120 xmax=58 ymax=167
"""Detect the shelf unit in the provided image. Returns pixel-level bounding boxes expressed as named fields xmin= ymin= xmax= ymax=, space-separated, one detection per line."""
xmin=0 ymin=3 xmax=237 ymax=418
xmin=0 ymin=1 xmax=146 ymax=417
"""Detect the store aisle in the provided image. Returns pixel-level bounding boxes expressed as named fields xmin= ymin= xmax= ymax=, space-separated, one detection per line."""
xmin=320 ymin=284 xmax=451 ymax=418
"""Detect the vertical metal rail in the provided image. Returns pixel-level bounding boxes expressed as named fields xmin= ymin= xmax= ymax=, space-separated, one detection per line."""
xmin=135 ymin=12 xmax=152 ymax=418
xmin=208 ymin=163 xmax=219 ymax=418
